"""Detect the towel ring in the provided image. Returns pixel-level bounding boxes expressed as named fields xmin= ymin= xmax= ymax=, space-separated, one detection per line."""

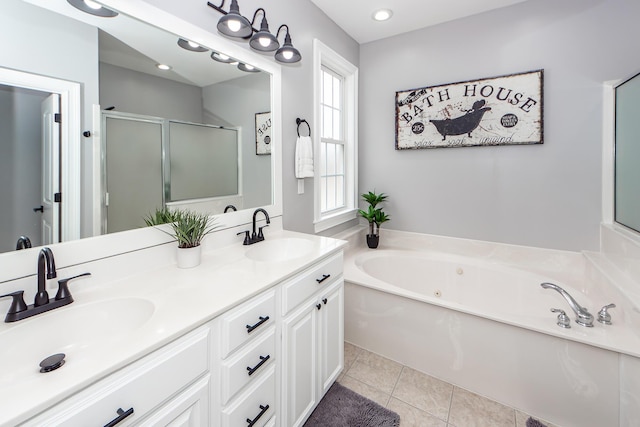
xmin=296 ymin=118 xmax=311 ymax=137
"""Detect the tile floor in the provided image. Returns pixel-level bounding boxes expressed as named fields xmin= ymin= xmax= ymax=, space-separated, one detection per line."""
xmin=337 ymin=342 xmax=561 ymax=427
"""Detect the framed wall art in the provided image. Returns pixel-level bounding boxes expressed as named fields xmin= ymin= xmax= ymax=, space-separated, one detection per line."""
xmin=255 ymin=111 xmax=272 ymax=155
xmin=395 ymin=69 xmax=543 ymax=149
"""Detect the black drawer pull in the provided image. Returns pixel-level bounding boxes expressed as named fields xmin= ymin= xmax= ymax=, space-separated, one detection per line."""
xmin=316 ymin=303 xmax=322 ymax=310
xmin=323 ymin=298 xmax=328 ymax=305
xmin=247 ymin=354 xmax=270 ymax=376
xmin=246 ymin=316 xmax=269 ymax=333
xmin=104 ymin=407 xmax=134 ymax=427
xmin=246 ymin=404 xmax=269 ymax=427
xmin=316 ymin=274 xmax=331 ymax=284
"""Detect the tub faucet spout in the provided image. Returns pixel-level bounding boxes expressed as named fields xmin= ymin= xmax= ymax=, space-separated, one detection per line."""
xmin=541 ymin=282 xmax=593 ymax=327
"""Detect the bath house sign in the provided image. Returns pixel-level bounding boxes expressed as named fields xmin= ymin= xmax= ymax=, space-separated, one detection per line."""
xmin=395 ymin=69 xmax=543 ymax=149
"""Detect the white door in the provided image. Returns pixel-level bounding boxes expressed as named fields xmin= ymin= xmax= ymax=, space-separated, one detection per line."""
xmin=40 ymin=93 xmax=60 ymax=245
xmin=282 ymin=303 xmax=318 ymax=427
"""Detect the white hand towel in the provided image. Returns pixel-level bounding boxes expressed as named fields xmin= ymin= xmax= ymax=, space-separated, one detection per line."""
xmin=295 ymin=136 xmax=314 ymax=178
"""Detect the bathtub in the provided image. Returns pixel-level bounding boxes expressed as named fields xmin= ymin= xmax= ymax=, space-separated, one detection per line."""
xmin=340 ymin=228 xmax=640 ymax=427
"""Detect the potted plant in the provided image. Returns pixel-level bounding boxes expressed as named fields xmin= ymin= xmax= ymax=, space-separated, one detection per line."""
xmin=358 ymin=191 xmax=390 ymax=249
xmin=145 ymin=208 xmax=218 ymax=268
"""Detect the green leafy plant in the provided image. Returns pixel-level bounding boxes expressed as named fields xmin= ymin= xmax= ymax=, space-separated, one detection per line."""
xmin=358 ymin=191 xmax=390 ymax=236
xmin=145 ymin=208 xmax=219 ymax=248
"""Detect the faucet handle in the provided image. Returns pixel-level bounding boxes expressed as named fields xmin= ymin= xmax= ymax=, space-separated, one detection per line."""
xmin=237 ymin=230 xmax=251 ymax=245
xmin=551 ymin=308 xmax=571 ymax=328
xmin=257 ymin=224 xmax=269 ymax=240
xmin=0 ymin=291 xmax=28 ymax=316
xmin=597 ymin=303 xmax=616 ymax=325
xmin=55 ymin=273 xmax=91 ymax=302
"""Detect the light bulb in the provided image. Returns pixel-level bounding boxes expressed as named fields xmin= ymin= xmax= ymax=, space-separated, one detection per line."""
xmin=283 ymin=50 xmax=293 ymax=60
xmin=156 ymin=64 xmax=171 ymax=71
xmin=215 ymin=53 xmax=230 ymax=61
xmin=373 ymin=9 xmax=393 ymax=21
xmin=244 ymin=64 xmax=254 ymax=70
xmin=259 ymin=37 xmax=271 ymax=48
xmin=227 ymin=19 xmax=242 ymax=33
xmin=83 ymin=0 xmax=102 ymax=10
xmin=187 ymin=41 xmax=200 ymax=49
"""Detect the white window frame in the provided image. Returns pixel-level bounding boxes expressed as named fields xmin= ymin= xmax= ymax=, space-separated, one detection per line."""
xmin=313 ymin=39 xmax=358 ymax=233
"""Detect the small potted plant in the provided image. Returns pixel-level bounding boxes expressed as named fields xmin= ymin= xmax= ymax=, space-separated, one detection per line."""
xmin=358 ymin=191 xmax=390 ymax=249
xmin=145 ymin=208 xmax=218 ymax=268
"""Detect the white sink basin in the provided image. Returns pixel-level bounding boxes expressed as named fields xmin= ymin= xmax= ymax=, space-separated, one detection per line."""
xmin=245 ymin=238 xmax=315 ymax=262
xmin=0 ymin=297 xmax=155 ymax=385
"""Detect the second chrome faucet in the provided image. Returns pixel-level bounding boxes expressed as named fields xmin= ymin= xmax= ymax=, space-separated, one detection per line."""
xmin=541 ymin=282 xmax=594 ymax=327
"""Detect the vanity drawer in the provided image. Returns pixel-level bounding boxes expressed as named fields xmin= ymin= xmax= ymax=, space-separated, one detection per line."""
xmin=22 ymin=325 xmax=210 ymax=427
xmin=221 ymin=289 xmax=275 ymax=358
xmin=221 ymin=327 xmax=276 ymax=405
xmin=222 ymin=365 xmax=276 ymax=427
xmin=282 ymin=252 xmax=343 ymax=315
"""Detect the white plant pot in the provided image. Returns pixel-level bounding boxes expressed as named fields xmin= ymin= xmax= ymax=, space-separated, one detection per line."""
xmin=176 ymin=245 xmax=201 ymax=269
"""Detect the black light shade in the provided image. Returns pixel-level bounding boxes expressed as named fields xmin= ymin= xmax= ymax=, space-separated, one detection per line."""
xmin=67 ymin=0 xmax=118 ymax=17
xmin=249 ymin=15 xmax=279 ymax=52
xmin=238 ymin=63 xmax=260 ymax=73
xmin=275 ymin=32 xmax=301 ymax=63
xmin=217 ymin=0 xmax=252 ymax=38
xmin=177 ymin=38 xmax=208 ymax=52
xmin=211 ymin=51 xmax=237 ymax=64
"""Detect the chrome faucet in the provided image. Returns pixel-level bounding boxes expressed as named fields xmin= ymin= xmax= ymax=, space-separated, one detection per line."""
xmin=541 ymin=282 xmax=594 ymax=327
xmin=35 ymin=247 xmax=57 ymax=307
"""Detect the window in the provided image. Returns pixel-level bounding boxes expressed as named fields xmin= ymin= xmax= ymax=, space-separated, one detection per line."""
xmin=313 ymin=39 xmax=358 ymax=232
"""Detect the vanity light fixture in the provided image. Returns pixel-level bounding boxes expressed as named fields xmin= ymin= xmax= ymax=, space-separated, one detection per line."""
xmin=156 ymin=64 xmax=172 ymax=71
xmin=210 ymin=0 xmax=253 ymax=38
xmin=249 ymin=9 xmax=279 ymax=53
xmin=372 ymin=9 xmax=393 ymax=21
xmin=206 ymin=1 xmax=302 ymax=64
xmin=67 ymin=0 xmax=118 ymax=17
xmin=177 ymin=38 xmax=208 ymax=52
xmin=237 ymin=63 xmax=259 ymax=73
xmin=274 ymin=25 xmax=301 ymax=64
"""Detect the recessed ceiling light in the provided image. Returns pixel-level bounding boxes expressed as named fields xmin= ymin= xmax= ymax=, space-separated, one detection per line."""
xmin=156 ymin=64 xmax=171 ymax=71
xmin=372 ymin=9 xmax=393 ymax=22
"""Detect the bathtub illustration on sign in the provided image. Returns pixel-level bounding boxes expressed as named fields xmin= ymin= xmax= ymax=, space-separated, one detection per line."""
xmin=429 ymin=100 xmax=491 ymax=140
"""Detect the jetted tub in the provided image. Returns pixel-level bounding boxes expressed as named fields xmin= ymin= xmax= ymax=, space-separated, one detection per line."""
xmin=341 ymin=229 xmax=640 ymax=427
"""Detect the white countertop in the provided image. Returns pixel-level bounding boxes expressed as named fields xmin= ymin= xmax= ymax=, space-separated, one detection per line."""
xmin=0 ymin=229 xmax=345 ymax=427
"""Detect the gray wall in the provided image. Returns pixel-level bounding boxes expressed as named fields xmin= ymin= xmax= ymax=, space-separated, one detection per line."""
xmin=99 ymin=62 xmax=204 ymax=123
xmin=0 ymin=86 xmax=48 ymax=252
xmin=359 ymin=0 xmax=640 ymax=251
xmin=143 ymin=0 xmax=360 ymax=234
xmin=202 ymin=73 xmax=271 ymax=210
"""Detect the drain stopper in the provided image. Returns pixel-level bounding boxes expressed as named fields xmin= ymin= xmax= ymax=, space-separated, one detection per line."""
xmin=40 ymin=353 xmax=65 ymax=373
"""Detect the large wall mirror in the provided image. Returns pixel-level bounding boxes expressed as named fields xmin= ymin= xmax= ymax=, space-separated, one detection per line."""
xmin=0 ymin=0 xmax=281 ymax=255
xmin=615 ymin=71 xmax=640 ymax=234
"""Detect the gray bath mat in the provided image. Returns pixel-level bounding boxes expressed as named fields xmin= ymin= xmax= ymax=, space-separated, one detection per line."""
xmin=526 ymin=417 xmax=548 ymax=427
xmin=303 ymin=382 xmax=400 ymax=427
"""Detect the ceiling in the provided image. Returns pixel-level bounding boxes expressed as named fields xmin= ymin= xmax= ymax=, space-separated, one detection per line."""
xmin=310 ymin=0 xmax=530 ymax=44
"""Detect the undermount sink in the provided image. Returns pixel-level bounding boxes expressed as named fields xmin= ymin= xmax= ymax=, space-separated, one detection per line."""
xmin=245 ymin=238 xmax=315 ymax=262
xmin=0 ymin=297 xmax=155 ymax=385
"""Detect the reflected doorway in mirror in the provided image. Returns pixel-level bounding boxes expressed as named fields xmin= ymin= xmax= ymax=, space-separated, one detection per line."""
xmin=255 ymin=111 xmax=272 ymax=155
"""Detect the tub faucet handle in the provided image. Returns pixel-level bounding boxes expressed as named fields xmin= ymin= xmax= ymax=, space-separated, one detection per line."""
xmin=597 ymin=303 xmax=616 ymax=325
xmin=550 ymin=308 xmax=571 ymax=329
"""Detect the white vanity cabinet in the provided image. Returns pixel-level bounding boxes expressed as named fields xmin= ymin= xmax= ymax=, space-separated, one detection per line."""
xmin=21 ymin=325 xmax=212 ymax=427
xmin=215 ymin=289 xmax=277 ymax=427
xmin=281 ymin=252 xmax=344 ymax=427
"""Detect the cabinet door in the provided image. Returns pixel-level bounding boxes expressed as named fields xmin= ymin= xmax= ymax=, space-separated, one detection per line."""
xmin=319 ymin=280 xmax=344 ymax=395
xmin=137 ymin=375 xmax=210 ymax=427
xmin=282 ymin=302 xmax=318 ymax=427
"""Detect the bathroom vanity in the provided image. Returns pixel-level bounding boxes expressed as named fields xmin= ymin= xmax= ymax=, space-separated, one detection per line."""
xmin=0 ymin=228 xmax=345 ymax=427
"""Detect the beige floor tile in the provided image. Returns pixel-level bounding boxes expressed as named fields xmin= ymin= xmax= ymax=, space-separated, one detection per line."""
xmin=448 ymin=387 xmax=515 ymax=427
xmin=392 ymin=366 xmax=453 ymax=421
xmin=515 ymin=410 xmax=560 ymax=427
xmin=387 ymin=398 xmax=447 ymax=427
xmin=347 ymin=349 xmax=403 ymax=394
xmin=343 ymin=341 xmax=362 ymax=372
xmin=339 ymin=375 xmax=391 ymax=407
